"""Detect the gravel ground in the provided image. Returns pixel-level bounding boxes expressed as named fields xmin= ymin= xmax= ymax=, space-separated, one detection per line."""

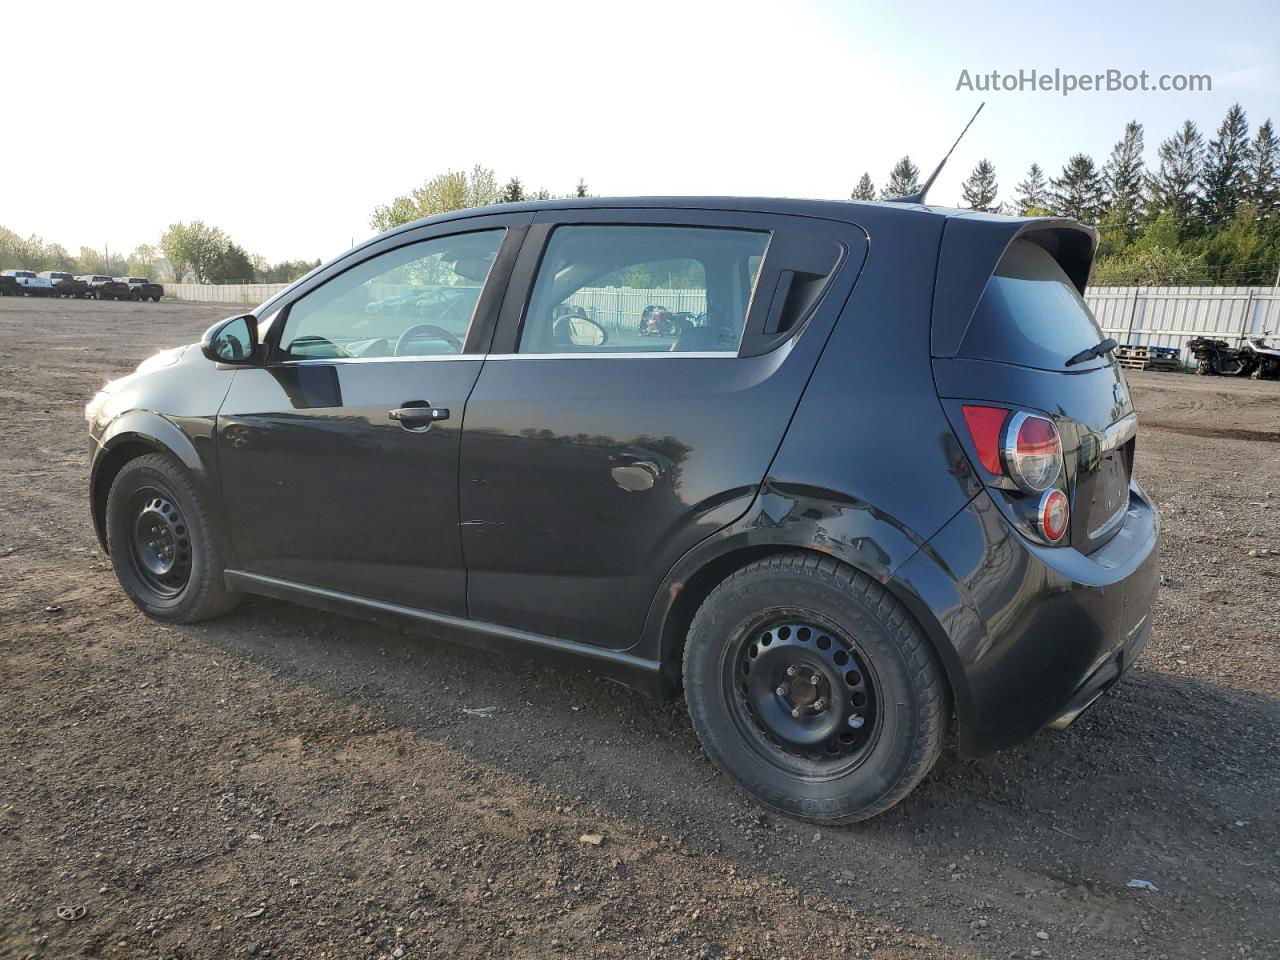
xmin=1 ymin=296 xmax=1277 ymax=960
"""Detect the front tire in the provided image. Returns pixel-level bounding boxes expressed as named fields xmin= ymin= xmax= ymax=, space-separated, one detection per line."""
xmin=105 ymin=453 xmax=240 ymax=623
xmin=683 ymin=554 xmax=947 ymax=823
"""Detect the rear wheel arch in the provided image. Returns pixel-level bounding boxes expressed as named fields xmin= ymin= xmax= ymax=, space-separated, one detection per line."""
xmin=656 ymin=544 xmax=960 ymax=736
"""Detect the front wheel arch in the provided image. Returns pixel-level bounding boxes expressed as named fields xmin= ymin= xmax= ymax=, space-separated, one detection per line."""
xmin=91 ymin=438 xmax=165 ymax=553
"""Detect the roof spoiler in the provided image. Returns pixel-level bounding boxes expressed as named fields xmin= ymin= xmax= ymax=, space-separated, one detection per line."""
xmin=930 ymin=216 xmax=1098 ymax=358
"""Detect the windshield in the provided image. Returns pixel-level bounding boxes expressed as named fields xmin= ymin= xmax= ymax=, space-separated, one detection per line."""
xmin=960 ymin=239 xmax=1106 ymax=371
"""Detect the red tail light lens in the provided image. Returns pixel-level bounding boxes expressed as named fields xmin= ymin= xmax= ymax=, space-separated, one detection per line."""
xmin=1037 ymin=488 xmax=1069 ymax=542
xmin=961 ymin=405 xmax=1008 ymax=475
xmin=1002 ymin=412 xmax=1063 ymax=493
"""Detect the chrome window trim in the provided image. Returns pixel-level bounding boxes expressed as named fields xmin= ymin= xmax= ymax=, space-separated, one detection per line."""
xmin=279 ymin=353 xmax=473 ymax=366
xmin=276 ymin=350 xmax=739 ymax=367
xmin=483 ymin=351 xmax=736 ymax=361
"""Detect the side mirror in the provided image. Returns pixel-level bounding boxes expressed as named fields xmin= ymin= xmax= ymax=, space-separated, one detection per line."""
xmin=201 ymin=314 xmax=259 ymax=364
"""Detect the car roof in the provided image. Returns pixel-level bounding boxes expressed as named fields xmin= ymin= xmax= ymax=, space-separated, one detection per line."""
xmin=377 ymin=195 xmax=1073 ymax=234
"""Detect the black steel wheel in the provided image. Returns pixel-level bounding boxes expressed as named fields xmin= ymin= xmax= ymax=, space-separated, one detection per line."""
xmin=125 ymin=487 xmax=193 ymax=597
xmin=105 ymin=453 xmax=240 ymax=622
xmin=727 ymin=619 xmax=882 ymax=775
xmin=683 ymin=553 xmax=948 ymax=823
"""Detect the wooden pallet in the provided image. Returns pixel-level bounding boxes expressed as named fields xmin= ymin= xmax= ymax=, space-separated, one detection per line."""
xmin=1116 ymin=343 xmax=1182 ymax=371
xmin=1118 ymin=357 xmax=1182 ymax=371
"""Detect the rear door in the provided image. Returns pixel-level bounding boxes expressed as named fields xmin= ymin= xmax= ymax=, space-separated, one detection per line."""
xmin=459 ymin=207 xmax=866 ymax=649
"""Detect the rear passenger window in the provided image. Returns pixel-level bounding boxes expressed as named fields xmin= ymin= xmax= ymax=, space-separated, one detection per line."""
xmin=518 ymin=225 xmax=769 ymax=354
xmin=960 ymin=239 xmax=1107 ymax=371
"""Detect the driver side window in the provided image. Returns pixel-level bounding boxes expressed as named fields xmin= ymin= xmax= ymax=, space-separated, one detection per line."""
xmin=278 ymin=229 xmax=505 ymax=361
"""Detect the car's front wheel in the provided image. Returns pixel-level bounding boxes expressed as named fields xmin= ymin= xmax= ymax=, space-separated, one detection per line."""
xmin=105 ymin=453 xmax=240 ymax=623
xmin=683 ymin=553 xmax=947 ymax=823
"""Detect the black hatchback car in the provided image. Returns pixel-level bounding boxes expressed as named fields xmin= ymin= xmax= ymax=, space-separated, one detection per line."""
xmin=87 ymin=197 xmax=1159 ymax=823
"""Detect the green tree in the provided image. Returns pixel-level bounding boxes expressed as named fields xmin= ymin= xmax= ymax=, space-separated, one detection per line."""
xmin=1090 ymin=244 xmax=1202 ymax=285
xmin=257 ymin=258 xmax=321 ymax=284
xmin=575 ymin=178 xmax=589 ymax=198
xmin=880 ymin=157 xmax=920 ymax=198
xmin=501 ymin=177 xmax=526 ymax=203
xmin=1146 ymin=120 xmax=1203 ymax=232
xmin=1200 ymin=103 xmax=1251 ymax=224
xmin=1245 ymin=118 xmax=1279 ymax=218
xmin=1102 ymin=120 xmax=1145 ymax=237
xmin=208 ymin=243 xmax=255 ymax=283
xmin=370 ymin=164 xmax=503 ymax=232
xmin=960 ymin=158 xmax=999 ymax=211
xmin=850 ymin=172 xmax=876 ymax=201
xmin=159 ymin=221 xmax=230 ymax=283
xmin=1050 ymin=153 xmax=1105 ymax=223
xmin=1014 ymin=163 xmax=1051 ymax=214
xmin=126 ymin=244 xmax=158 ymax=277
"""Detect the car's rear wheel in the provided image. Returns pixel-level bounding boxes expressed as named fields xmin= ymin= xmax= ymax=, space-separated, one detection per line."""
xmin=105 ymin=453 xmax=240 ymax=623
xmin=683 ymin=553 xmax=947 ymax=823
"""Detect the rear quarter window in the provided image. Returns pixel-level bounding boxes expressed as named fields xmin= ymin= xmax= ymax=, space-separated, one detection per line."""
xmin=959 ymin=239 xmax=1105 ymax=371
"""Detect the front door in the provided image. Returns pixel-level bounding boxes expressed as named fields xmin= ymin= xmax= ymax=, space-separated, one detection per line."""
xmin=217 ymin=217 xmax=526 ymax=615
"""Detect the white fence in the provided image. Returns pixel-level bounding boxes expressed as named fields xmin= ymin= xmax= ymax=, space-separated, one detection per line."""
xmin=1085 ymin=286 xmax=1279 ymax=359
xmin=163 ymin=282 xmax=289 ymax=304
xmin=165 ymin=281 xmax=1280 ymax=364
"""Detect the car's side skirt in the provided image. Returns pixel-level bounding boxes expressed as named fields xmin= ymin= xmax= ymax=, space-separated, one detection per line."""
xmin=222 ymin=570 xmax=666 ymax=697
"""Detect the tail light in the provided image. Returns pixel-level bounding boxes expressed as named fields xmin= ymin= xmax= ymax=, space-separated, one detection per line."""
xmin=1002 ymin=412 xmax=1063 ymax=493
xmin=1037 ymin=489 xmax=1069 ymax=542
xmin=961 ymin=404 xmax=1069 ymax=545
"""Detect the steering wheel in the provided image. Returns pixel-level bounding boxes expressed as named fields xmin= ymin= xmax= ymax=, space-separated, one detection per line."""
xmin=395 ymin=323 xmax=463 ymax=356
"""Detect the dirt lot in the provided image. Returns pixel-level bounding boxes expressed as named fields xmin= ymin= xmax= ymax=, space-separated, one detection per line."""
xmin=1 ymin=295 xmax=1277 ymax=960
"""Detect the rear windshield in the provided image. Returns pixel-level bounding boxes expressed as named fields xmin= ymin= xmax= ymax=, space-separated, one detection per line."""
xmin=959 ymin=239 xmax=1106 ymax=370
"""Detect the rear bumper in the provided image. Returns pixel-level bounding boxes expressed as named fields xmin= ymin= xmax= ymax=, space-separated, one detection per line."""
xmin=894 ymin=482 xmax=1159 ymax=756
xmin=1046 ymin=608 xmax=1151 ymax=729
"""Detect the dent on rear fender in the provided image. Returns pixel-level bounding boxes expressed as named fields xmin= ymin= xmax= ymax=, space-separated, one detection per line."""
xmin=749 ymin=481 xmax=928 ymax=582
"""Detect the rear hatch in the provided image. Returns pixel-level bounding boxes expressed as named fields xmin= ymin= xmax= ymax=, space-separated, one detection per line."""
xmin=933 ymin=226 xmax=1136 ymax=554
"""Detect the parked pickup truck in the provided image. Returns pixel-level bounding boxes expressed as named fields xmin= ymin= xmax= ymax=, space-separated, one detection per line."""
xmin=0 ymin=274 xmax=18 ymax=296
xmin=116 ymin=277 xmax=164 ymax=302
xmin=1 ymin=269 xmax=55 ymax=296
xmin=39 ymin=271 xmax=91 ymax=298
xmin=77 ymin=275 xmax=132 ymax=300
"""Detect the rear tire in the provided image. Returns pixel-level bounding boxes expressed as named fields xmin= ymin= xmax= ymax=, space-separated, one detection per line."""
xmin=683 ymin=553 xmax=947 ymax=823
xmin=105 ymin=453 xmax=240 ymax=623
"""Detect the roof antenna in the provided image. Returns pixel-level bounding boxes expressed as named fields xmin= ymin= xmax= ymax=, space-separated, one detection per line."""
xmin=889 ymin=101 xmax=985 ymax=205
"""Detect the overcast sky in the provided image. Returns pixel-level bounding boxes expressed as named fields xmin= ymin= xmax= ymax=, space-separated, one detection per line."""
xmin=6 ymin=0 xmax=1279 ymax=264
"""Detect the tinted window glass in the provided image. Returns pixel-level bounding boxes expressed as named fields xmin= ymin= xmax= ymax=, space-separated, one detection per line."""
xmin=279 ymin=230 xmax=504 ymax=360
xmin=960 ymin=240 xmax=1106 ymax=370
xmin=518 ymin=225 xmax=769 ymax=354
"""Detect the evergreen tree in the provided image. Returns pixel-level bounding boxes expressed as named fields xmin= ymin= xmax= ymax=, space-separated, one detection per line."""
xmin=850 ymin=173 xmax=876 ymax=201
xmin=880 ymin=157 xmax=920 ymax=198
xmin=1050 ymin=153 xmax=1105 ymax=223
xmin=575 ymin=178 xmax=589 ymax=198
xmin=1200 ymin=103 xmax=1251 ymax=223
xmin=1102 ymin=120 xmax=1145 ymax=233
xmin=1014 ymin=163 xmax=1051 ymax=214
xmin=501 ymin=177 xmax=526 ymax=203
xmin=1245 ymin=119 xmax=1279 ymax=218
xmin=1145 ymin=120 xmax=1203 ymax=231
xmin=960 ymin=159 xmax=999 ymax=211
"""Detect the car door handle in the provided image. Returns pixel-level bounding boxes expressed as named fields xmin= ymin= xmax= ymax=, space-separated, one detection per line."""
xmin=388 ymin=406 xmax=450 ymax=430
